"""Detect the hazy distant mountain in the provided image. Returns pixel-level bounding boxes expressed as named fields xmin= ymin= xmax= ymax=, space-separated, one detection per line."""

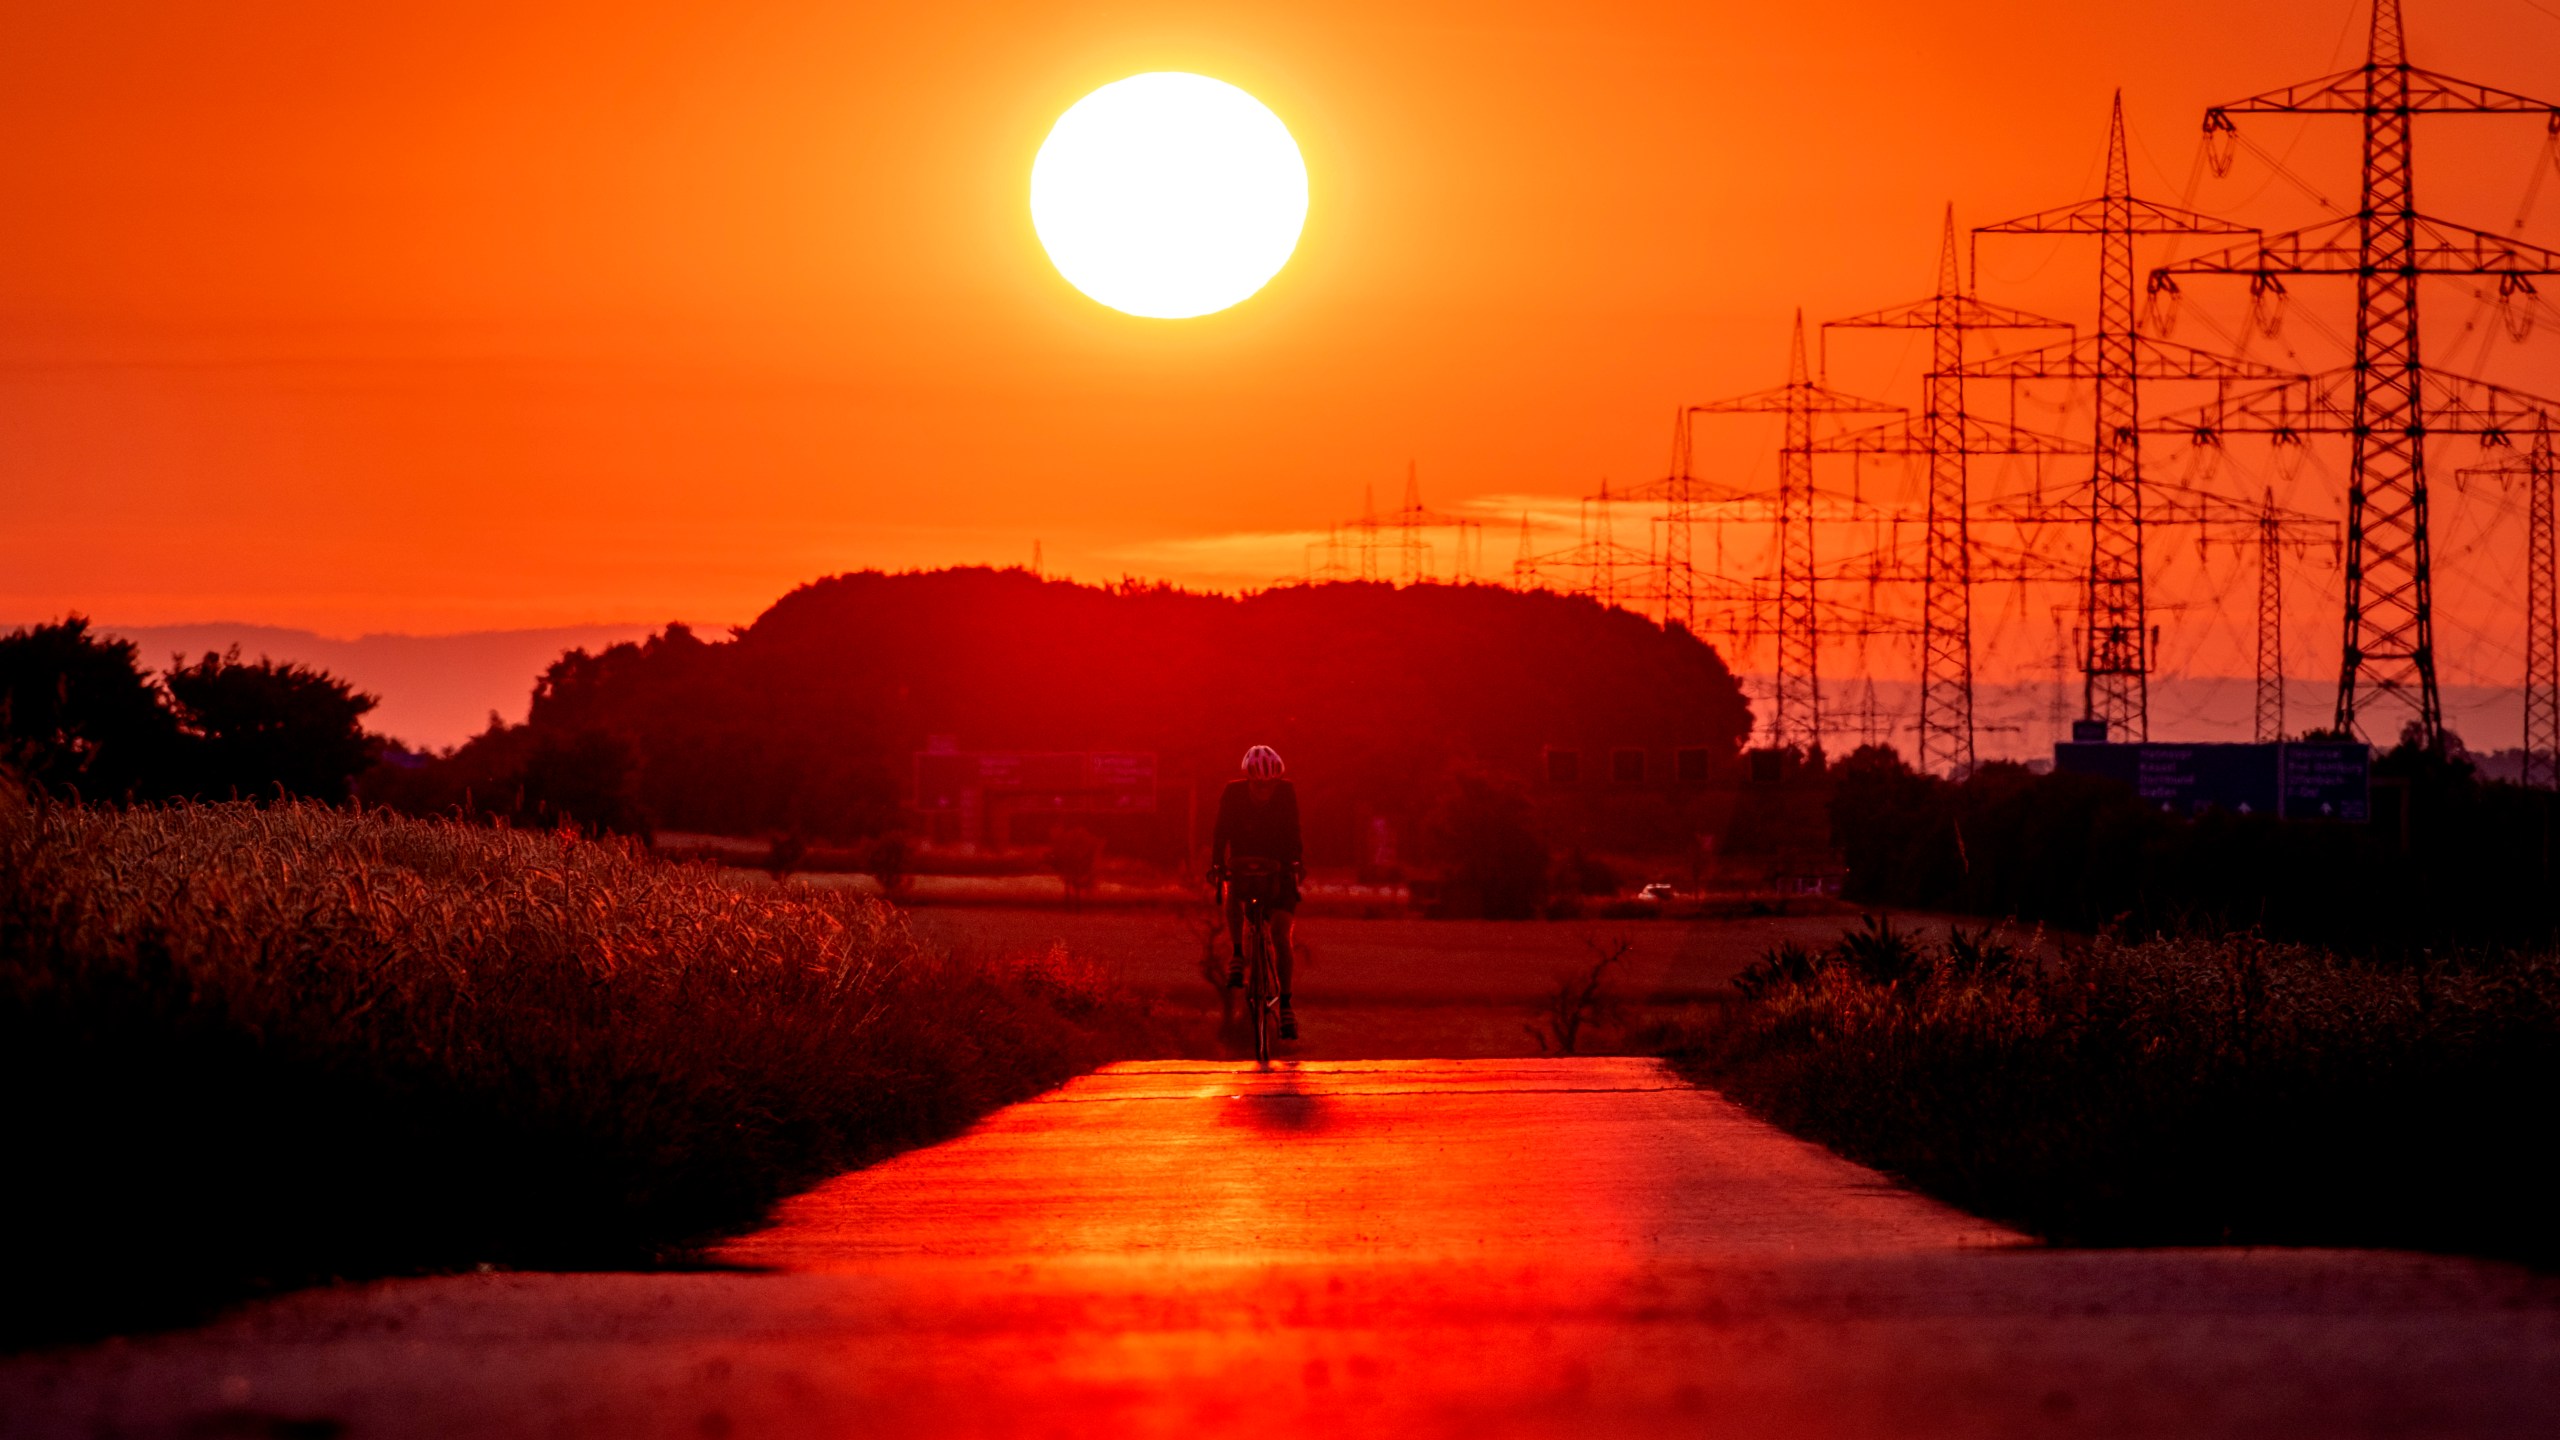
xmin=89 ymin=624 xmax=663 ymax=750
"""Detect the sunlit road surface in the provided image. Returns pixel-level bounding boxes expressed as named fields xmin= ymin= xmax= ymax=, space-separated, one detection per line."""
xmin=9 ymin=1060 xmax=2560 ymax=1438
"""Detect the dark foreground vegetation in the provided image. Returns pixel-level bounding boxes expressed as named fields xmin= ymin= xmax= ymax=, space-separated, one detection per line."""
xmin=1828 ymin=740 xmax=2559 ymax=953
xmin=0 ymin=786 xmax=1167 ymax=1347
xmin=1652 ymin=919 xmax=2560 ymax=1262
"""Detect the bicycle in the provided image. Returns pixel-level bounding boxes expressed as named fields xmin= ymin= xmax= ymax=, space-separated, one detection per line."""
xmin=1218 ymin=857 xmax=1287 ymax=1066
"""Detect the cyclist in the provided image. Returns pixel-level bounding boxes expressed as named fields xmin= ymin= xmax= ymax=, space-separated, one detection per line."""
xmin=1208 ymin=743 xmax=1303 ymax=1040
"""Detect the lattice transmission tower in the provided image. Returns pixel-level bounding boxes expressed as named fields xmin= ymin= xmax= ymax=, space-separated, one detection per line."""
xmin=1822 ymin=207 xmax=2075 ymax=774
xmin=2157 ymin=0 xmax=2560 ymax=746
xmin=1354 ymin=485 xmax=1382 ymax=582
xmin=2458 ymin=429 xmax=2557 ymax=787
xmin=2529 ymin=431 xmax=2557 ymax=788
xmin=2257 ymin=487 xmax=2287 ymax=741
xmin=1383 ymin=461 xmax=1484 ymax=583
xmin=1628 ymin=409 xmax=1705 ymax=633
xmin=1968 ymin=92 xmax=2284 ymax=742
xmin=1510 ymin=512 xmax=1545 ymax=590
xmin=1688 ymin=312 xmax=1900 ymax=752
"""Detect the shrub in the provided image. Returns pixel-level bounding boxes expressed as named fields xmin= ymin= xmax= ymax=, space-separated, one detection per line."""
xmin=1830 ymin=913 xmax=1926 ymax=985
xmin=865 ymin=831 xmax=914 ymax=895
xmin=765 ymin=829 xmax=811 ymax=880
xmin=1560 ymin=849 xmax=1622 ymax=897
xmin=1733 ymin=941 xmax=1824 ymax=1000
xmin=1528 ymin=938 xmax=1631 ymax=1055
xmin=1732 ymin=914 xmax=2001 ymax=997
xmin=1046 ymin=827 xmax=1105 ymax=905
xmin=0 ymin=791 xmax=1165 ymax=1345
xmin=1939 ymin=923 xmax=2031 ymax=981
xmin=1660 ymin=924 xmax=2560 ymax=1261
xmin=1424 ymin=767 xmax=1551 ymax=919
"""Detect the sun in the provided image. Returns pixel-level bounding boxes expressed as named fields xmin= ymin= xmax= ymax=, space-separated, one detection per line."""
xmin=1030 ymin=73 xmax=1309 ymax=320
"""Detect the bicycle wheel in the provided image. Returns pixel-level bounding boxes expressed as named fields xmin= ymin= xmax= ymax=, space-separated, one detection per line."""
xmin=1247 ymin=914 xmax=1272 ymax=1066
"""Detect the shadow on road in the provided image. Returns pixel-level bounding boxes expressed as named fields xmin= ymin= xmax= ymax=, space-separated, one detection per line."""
xmin=1218 ymin=1067 xmax=1340 ymax=1136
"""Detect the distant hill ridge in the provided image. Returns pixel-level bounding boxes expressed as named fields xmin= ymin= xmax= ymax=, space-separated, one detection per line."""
xmin=81 ymin=623 xmax=661 ymax=749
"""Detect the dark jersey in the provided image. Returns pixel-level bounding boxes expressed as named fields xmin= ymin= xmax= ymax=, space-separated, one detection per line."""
xmin=1211 ymin=778 xmax=1302 ymax=869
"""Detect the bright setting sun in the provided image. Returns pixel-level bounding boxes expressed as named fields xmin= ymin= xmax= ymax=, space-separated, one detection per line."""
xmin=1029 ymin=72 xmax=1309 ymax=319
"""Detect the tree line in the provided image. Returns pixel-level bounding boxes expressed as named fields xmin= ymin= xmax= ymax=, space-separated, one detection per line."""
xmin=1825 ymin=737 xmax=2559 ymax=954
xmin=367 ymin=568 xmax=1758 ymax=858
xmin=1 ymin=618 xmax=378 ymax=804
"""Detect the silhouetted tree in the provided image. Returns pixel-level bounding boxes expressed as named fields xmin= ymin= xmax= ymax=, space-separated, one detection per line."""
xmin=163 ymin=648 xmax=380 ymax=803
xmin=0 ymin=618 xmax=181 ymax=800
xmin=764 ymin=830 xmax=809 ymax=882
xmin=1046 ymin=827 xmax=1104 ymax=908
xmin=1829 ymin=739 xmax=2559 ymax=953
xmin=516 ymin=728 xmax=648 ymax=837
xmin=358 ymin=719 xmax=648 ymax=837
xmin=1423 ymin=767 xmax=1551 ymax=919
xmin=355 ymin=721 xmax=529 ymax=821
xmin=864 ymin=831 xmax=913 ymax=896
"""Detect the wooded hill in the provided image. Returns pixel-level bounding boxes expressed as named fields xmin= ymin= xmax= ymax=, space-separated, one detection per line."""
xmin=386 ymin=568 xmax=1754 ymax=864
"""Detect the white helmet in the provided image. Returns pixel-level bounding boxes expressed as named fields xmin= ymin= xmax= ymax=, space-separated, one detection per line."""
xmin=1242 ymin=744 xmax=1286 ymax=779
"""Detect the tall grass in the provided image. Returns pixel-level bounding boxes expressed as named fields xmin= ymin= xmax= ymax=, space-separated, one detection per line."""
xmin=1650 ymin=925 xmax=2560 ymax=1261
xmin=0 ymin=786 xmax=1166 ymax=1345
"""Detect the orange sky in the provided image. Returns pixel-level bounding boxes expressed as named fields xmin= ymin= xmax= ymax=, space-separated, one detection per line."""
xmin=3 ymin=0 xmax=2556 ymax=700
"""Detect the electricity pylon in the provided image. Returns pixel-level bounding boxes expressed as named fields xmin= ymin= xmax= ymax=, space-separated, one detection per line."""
xmin=2459 ymin=429 xmax=2558 ymax=787
xmin=2257 ymin=487 xmax=2287 ymax=742
xmin=1383 ymin=462 xmax=1485 ymax=584
xmin=1968 ymin=92 xmax=2282 ymax=742
xmin=2525 ymin=431 xmax=2557 ymax=788
xmin=1392 ymin=463 xmax=1431 ymax=583
xmin=1539 ymin=480 xmax=1654 ymax=611
xmin=1627 ymin=410 xmax=1705 ymax=633
xmin=1821 ymin=207 xmax=2076 ymax=774
xmin=1354 ymin=485 xmax=1383 ymax=582
xmin=1510 ymin=512 xmax=1545 ymax=591
xmin=1625 ymin=413 xmax=1810 ymax=640
xmin=1304 ymin=524 xmax=1354 ymax=582
xmin=1688 ymin=312 xmax=1900 ymax=752
xmin=2157 ymin=0 xmax=2560 ymax=746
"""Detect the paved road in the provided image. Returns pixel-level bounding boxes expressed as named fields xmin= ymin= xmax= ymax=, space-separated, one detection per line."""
xmin=7 ymin=1060 xmax=2557 ymax=1438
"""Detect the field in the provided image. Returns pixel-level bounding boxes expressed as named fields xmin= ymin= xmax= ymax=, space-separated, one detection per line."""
xmin=904 ymin=904 xmax=1973 ymax=1057
xmin=0 ymin=791 xmax=1170 ymax=1346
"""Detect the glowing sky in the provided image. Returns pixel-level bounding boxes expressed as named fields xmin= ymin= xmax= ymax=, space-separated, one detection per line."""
xmin=2 ymin=0 xmax=2554 ymax=716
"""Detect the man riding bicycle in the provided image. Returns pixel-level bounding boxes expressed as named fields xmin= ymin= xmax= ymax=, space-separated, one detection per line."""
xmin=1209 ymin=744 xmax=1302 ymax=1041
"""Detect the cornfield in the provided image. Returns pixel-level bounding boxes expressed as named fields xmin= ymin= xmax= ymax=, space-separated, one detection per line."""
xmin=0 ymin=784 xmax=1163 ymax=1344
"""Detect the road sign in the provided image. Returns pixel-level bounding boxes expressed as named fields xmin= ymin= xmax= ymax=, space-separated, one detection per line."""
xmin=2279 ymin=742 xmax=2371 ymax=821
xmin=2053 ymin=740 xmax=2368 ymax=820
